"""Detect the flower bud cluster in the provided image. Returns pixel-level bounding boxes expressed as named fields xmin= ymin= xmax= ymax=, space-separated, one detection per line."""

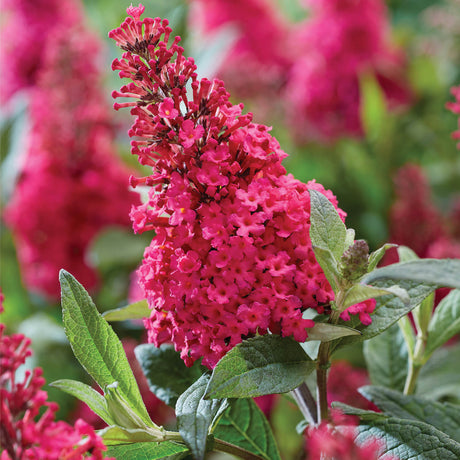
xmin=111 ymin=5 xmax=376 ymax=368
xmin=340 ymin=240 xmax=370 ymax=281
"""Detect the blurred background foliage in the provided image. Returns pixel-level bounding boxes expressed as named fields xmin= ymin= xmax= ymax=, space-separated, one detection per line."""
xmin=0 ymin=0 xmax=459 ymax=438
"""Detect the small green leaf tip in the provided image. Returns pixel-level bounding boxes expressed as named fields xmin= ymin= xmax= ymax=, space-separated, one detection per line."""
xmin=105 ymin=382 xmax=165 ymax=439
xmin=340 ymin=239 xmax=370 ymax=281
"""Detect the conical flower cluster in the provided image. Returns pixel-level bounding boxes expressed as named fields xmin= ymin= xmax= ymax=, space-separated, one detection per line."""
xmin=111 ymin=5 xmax=373 ymax=368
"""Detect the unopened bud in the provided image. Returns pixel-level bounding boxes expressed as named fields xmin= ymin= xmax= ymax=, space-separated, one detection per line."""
xmin=340 ymin=240 xmax=369 ymax=281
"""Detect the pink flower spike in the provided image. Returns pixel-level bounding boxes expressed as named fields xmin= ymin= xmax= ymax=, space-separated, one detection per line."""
xmin=110 ymin=11 xmax=357 ymax=368
xmin=159 ymin=98 xmax=179 ymax=119
xmin=179 ymin=119 xmax=204 ymax=148
xmin=127 ymin=4 xmax=145 ymax=21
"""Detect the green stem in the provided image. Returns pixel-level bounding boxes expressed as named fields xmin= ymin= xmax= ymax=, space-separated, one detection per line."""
xmin=316 ymin=341 xmax=331 ymax=423
xmin=164 ymin=431 xmax=186 ymax=443
xmin=404 ymin=332 xmax=426 ymax=395
xmin=315 ymin=308 xmax=342 ymax=423
xmin=213 ymin=438 xmax=266 ymax=460
xmin=164 ymin=432 xmax=265 ymax=460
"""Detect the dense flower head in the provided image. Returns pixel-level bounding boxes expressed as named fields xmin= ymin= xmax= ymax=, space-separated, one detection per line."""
xmin=4 ymin=12 xmax=139 ymax=299
xmin=0 ymin=323 xmax=112 ymax=459
xmin=111 ymin=5 xmax=375 ymax=368
xmin=447 ymin=85 xmax=460 ymax=148
xmin=304 ymin=410 xmax=398 ymax=460
xmin=284 ymin=0 xmax=412 ymax=141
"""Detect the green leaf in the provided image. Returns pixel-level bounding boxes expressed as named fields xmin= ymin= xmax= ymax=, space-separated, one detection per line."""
xmin=204 ymin=336 xmax=315 ymax=399
xmin=50 ymin=379 xmax=114 ymax=425
xmin=104 ymin=382 xmax=162 ymax=432
xmin=135 ymin=344 xmax=204 ymax=407
xmin=355 ymin=413 xmax=460 ymax=459
xmin=359 ymin=386 xmax=460 ymax=442
xmin=103 ymin=300 xmax=150 ymax=322
xmin=59 ymin=270 xmax=152 ymax=427
xmin=360 ymin=259 xmax=460 ymax=289
xmin=368 ymin=244 xmax=397 ymax=272
xmin=310 ymin=246 xmax=340 ymax=293
xmin=396 ymin=247 xmax=435 ymax=336
xmin=360 ymin=71 xmax=387 ymax=139
xmin=425 ymin=289 xmax=460 ymax=358
xmin=308 ymin=189 xmax=347 ymax=261
xmin=397 ymin=245 xmax=418 ymax=262
xmin=332 ymin=402 xmax=381 ymax=420
xmin=363 ymin=324 xmax=408 ymax=392
xmin=342 ymin=284 xmax=409 ymax=310
xmin=353 ymin=282 xmax=433 ymax=342
xmin=106 ymin=441 xmax=188 ymax=459
xmin=214 ymin=398 xmax=281 ymax=460
xmin=101 ymin=425 xmax=167 ymax=445
xmin=331 ymin=280 xmax=436 ymax=353
xmin=413 ymin=291 xmax=435 ymax=340
xmin=176 ymin=374 xmax=228 ymax=460
xmin=345 ymin=228 xmax=356 ymax=250
xmin=417 ymin=344 xmax=460 ymax=401
xmin=305 ymin=323 xmax=361 ymax=342
xmin=398 ymin=315 xmax=415 ymax=360
xmin=336 ymin=403 xmax=460 ymax=458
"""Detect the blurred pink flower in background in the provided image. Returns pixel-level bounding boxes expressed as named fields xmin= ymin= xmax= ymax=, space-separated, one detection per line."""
xmin=304 ymin=410 xmax=398 ymax=460
xmin=0 ymin=0 xmax=80 ymax=104
xmin=2 ymin=1 xmax=139 ymax=299
xmin=389 ymin=163 xmax=460 ymax=259
xmin=189 ymin=0 xmax=291 ymax=109
xmin=389 ymin=164 xmax=447 ymax=259
xmin=387 ymin=163 xmax=460 ymax=306
xmin=327 ymin=361 xmax=378 ymax=411
xmin=188 ymin=0 xmax=412 ymax=141
xmin=447 ymin=85 xmax=460 ymax=148
xmin=285 ymin=0 xmax=412 ymax=142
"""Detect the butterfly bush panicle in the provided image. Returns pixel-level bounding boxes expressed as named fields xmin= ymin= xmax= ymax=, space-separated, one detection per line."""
xmin=389 ymin=164 xmax=460 ymax=259
xmin=387 ymin=163 xmax=460 ymax=305
xmin=0 ymin=320 xmax=112 ymax=459
xmin=110 ymin=5 xmax=374 ymax=368
xmin=285 ymin=0 xmax=412 ymax=141
xmin=3 ymin=5 xmax=139 ymax=299
xmin=0 ymin=0 xmax=80 ymax=103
